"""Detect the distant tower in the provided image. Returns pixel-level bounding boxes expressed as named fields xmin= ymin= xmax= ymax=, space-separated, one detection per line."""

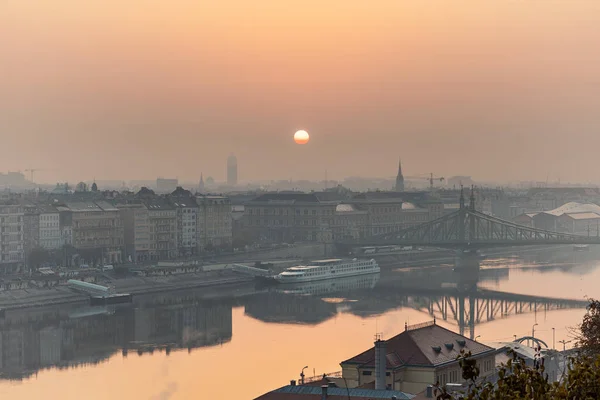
xmin=227 ymin=154 xmax=238 ymax=186
xmin=199 ymin=173 xmax=205 ymax=192
xmin=395 ymin=158 xmax=405 ymax=192
xmin=91 ymin=181 xmax=98 ymax=192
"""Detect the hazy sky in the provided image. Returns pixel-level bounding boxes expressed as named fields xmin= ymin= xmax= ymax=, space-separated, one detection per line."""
xmin=2 ymin=1 xmax=600 ymax=184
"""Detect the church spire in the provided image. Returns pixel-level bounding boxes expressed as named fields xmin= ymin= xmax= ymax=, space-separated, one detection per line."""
xmin=199 ymin=173 xmax=205 ymax=192
xmin=395 ymin=158 xmax=405 ymax=192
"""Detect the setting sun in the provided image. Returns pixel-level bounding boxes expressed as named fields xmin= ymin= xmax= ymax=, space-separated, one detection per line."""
xmin=294 ymin=130 xmax=310 ymax=145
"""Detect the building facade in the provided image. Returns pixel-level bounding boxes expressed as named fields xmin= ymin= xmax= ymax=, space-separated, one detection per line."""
xmin=145 ymin=199 xmax=178 ymax=260
xmin=58 ymin=201 xmax=124 ymax=265
xmin=196 ymin=195 xmax=232 ymax=250
xmin=169 ymin=187 xmax=198 ymax=256
xmin=22 ymin=205 xmax=40 ymax=260
xmin=340 ymin=321 xmax=496 ymax=394
xmin=118 ymin=203 xmax=151 ymax=263
xmin=243 ymin=193 xmax=337 ymax=243
xmin=332 ymin=204 xmax=369 ymax=240
xmin=38 ymin=205 xmax=61 ymax=250
xmin=350 ymin=192 xmax=406 ymax=236
xmin=0 ymin=203 xmax=24 ymax=273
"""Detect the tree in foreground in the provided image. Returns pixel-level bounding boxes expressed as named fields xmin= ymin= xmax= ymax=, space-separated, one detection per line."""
xmin=436 ymin=351 xmax=600 ymax=400
xmin=436 ymin=298 xmax=600 ymax=400
xmin=575 ymin=298 xmax=600 ymax=358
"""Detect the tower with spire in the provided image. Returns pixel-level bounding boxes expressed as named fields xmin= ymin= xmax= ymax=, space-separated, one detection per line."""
xmin=395 ymin=158 xmax=405 ymax=192
xmin=198 ymin=173 xmax=205 ymax=193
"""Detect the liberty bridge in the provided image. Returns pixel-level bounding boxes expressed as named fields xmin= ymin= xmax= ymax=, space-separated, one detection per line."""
xmin=336 ymin=186 xmax=600 ymax=253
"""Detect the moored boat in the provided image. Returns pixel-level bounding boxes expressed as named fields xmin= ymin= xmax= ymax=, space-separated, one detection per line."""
xmin=274 ymin=258 xmax=379 ymax=284
xmin=573 ymin=244 xmax=589 ymax=251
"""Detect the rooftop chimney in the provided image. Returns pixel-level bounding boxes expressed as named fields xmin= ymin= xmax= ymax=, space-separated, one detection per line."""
xmin=375 ymin=339 xmax=387 ymax=391
xmin=426 ymin=385 xmax=433 ymax=398
xmin=290 ymin=380 xmax=296 ymax=386
xmin=321 ymin=385 xmax=328 ymax=400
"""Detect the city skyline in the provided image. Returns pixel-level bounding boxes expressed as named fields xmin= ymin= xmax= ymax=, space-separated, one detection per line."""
xmin=3 ymin=1 xmax=600 ymax=183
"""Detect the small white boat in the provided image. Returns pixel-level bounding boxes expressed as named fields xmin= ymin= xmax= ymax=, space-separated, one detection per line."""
xmin=573 ymin=245 xmax=589 ymax=252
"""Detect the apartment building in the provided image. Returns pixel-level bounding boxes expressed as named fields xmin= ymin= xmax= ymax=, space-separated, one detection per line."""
xmin=22 ymin=205 xmax=39 ymax=259
xmin=145 ymin=199 xmax=177 ymax=260
xmin=243 ymin=193 xmax=337 ymax=243
xmin=57 ymin=201 xmax=124 ymax=265
xmin=196 ymin=195 xmax=232 ymax=250
xmin=38 ymin=205 xmax=61 ymax=250
xmin=118 ymin=203 xmax=151 ymax=263
xmin=0 ymin=203 xmax=24 ymax=274
xmin=169 ymin=187 xmax=198 ymax=256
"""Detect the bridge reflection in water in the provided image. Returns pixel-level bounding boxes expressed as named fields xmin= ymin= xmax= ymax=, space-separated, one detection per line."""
xmin=0 ymin=254 xmax=591 ymax=380
xmin=245 ymin=256 xmax=589 ymax=340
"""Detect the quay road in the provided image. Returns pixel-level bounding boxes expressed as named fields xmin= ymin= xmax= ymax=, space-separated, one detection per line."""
xmin=0 ymin=270 xmax=254 ymax=310
xmin=0 ymin=243 xmax=586 ymax=311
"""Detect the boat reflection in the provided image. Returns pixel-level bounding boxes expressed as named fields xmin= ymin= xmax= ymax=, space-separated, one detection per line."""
xmin=273 ymin=272 xmax=380 ymax=296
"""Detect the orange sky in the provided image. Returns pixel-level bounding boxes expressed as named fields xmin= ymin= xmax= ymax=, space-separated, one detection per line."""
xmin=2 ymin=1 xmax=600 ymax=183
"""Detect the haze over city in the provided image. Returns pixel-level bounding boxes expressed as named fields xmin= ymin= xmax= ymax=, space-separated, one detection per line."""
xmin=2 ymin=1 xmax=600 ymax=184
xmin=4 ymin=2 xmax=600 ymax=400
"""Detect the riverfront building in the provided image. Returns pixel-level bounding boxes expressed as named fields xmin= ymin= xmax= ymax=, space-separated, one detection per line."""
xmin=340 ymin=320 xmax=496 ymax=394
xmin=243 ymin=192 xmax=338 ymax=243
xmin=196 ymin=194 xmax=232 ymax=250
xmin=513 ymin=202 xmax=600 ymax=234
xmin=38 ymin=205 xmax=61 ymax=250
xmin=118 ymin=203 xmax=151 ymax=263
xmin=0 ymin=203 xmax=24 ymax=274
xmin=169 ymin=187 xmax=199 ymax=256
xmin=145 ymin=198 xmax=178 ymax=260
xmin=57 ymin=201 xmax=125 ymax=265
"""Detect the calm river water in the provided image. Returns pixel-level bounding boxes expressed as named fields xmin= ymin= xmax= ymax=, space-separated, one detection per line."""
xmin=0 ymin=246 xmax=598 ymax=399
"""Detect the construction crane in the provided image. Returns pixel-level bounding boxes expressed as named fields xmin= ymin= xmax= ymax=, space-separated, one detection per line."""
xmin=24 ymin=168 xmax=47 ymax=183
xmin=405 ymin=173 xmax=445 ymax=190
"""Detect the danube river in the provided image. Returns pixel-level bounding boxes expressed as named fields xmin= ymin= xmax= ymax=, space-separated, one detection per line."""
xmin=0 ymin=246 xmax=597 ymax=399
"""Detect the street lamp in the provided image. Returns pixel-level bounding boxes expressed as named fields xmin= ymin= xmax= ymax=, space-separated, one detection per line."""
xmin=558 ymin=340 xmax=572 ymax=352
xmin=300 ymin=366 xmax=308 ymax=385
xmin=552 ymin=328 xmax=555 ymax=350
xmin=532 ymin=323 xmax=538 ymax=339
xmin=513 ymin=335 xmax=517 ymax=342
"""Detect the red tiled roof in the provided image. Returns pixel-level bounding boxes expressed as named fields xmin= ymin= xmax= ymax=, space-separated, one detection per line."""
xmin=341 ymin=322 xmax=494 ymax=369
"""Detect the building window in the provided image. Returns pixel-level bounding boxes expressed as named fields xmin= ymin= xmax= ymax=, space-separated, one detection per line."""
xmin=362 ymin=371 xmax=372 ymax=376
xmin=450 ymin=370 xmax=458 ymax=383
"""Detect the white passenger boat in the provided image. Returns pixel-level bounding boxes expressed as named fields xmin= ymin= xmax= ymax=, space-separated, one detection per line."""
xmin=573 ymin=244 xmax=589 ymax=251
xmin=274 ymin=258 xmax=380 ymax=284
